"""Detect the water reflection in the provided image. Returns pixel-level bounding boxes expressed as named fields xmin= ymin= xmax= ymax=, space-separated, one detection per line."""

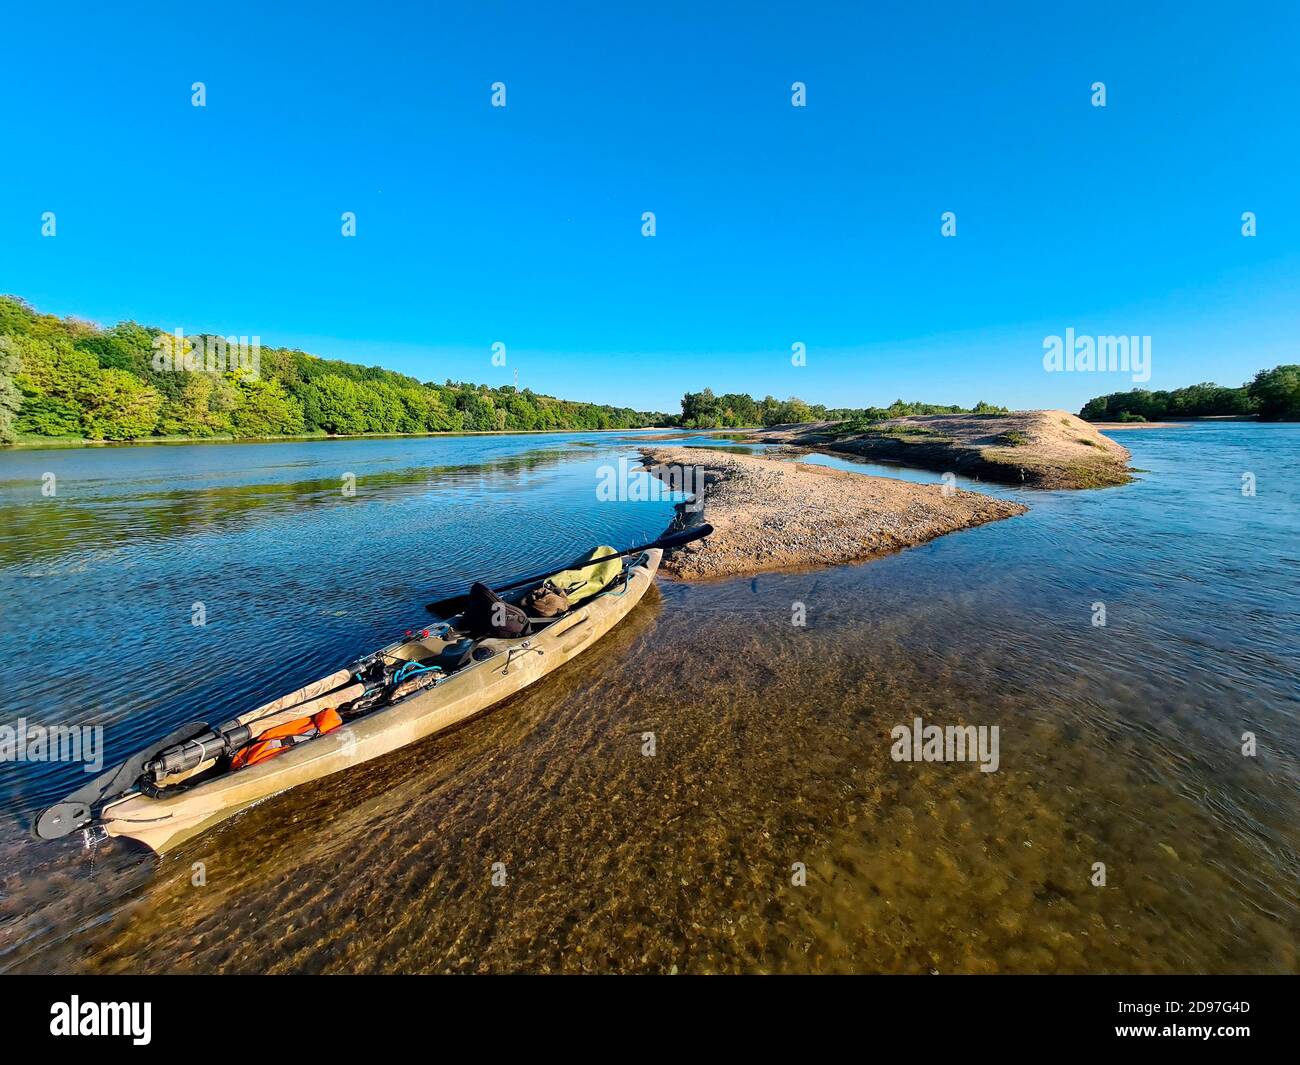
xmin=0 ymin=444 xmax=597 ymax=567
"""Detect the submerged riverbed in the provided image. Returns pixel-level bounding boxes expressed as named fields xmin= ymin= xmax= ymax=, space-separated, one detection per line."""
xmin=1 ymin=425 xmax=1296 ymax=973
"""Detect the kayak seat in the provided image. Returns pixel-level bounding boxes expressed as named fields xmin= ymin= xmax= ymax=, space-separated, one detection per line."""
xmin=462 ymin=583 xmax=531 ymax=639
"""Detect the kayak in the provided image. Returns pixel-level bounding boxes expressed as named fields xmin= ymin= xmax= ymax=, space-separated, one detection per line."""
xmin=34 ymin=545 xmax=667 ymax=854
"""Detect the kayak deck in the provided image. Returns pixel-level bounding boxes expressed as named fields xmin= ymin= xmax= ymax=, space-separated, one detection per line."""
xmin=96 ymin=548 xmax=662 ymax=853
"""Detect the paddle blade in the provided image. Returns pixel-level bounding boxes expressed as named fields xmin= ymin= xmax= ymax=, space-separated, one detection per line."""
xmin=424 ymin=592 xmax=470 ymax=619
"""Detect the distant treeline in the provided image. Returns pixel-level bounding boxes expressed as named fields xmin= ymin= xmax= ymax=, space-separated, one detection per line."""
xmin=676 ymin=389 xmax=1007 ymax=429
xmin=0 ymin=296 xmax=669 ymax=444
xmin=1079 ymin=366 xmax=1299 ymax=422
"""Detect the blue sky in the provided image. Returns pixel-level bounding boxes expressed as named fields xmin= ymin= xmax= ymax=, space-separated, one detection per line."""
xmin=2 ymin=1 xmax=1297 ymax=414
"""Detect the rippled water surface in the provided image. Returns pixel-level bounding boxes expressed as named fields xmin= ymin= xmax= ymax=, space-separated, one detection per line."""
xmin=0 ymin=425 xmax=1296 ymax=973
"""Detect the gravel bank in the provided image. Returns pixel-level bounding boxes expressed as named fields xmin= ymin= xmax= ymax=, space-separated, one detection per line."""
xmin=745 ymin=410 xmax=1133 ymax=489
xmin=641 ymin=447 xmax=1029 ymax=580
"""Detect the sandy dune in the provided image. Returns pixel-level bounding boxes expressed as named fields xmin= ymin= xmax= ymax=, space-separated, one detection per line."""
xmin=746 ymin=410 xmax=1132 ymax=489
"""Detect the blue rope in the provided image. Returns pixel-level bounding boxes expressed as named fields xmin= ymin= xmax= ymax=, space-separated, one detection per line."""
xmin=394 ymin=661 xmax=443 ymax=683
xmin=608 ymin=555 xmax=645 ymax=598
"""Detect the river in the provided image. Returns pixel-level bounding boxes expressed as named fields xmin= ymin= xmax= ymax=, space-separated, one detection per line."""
xmin=0 ymin=424 xmax=1295 ymax=972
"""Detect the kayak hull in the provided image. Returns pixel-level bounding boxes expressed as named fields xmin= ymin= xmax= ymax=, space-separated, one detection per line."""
xmin=99 ymin=549 xmax=661 ymax=853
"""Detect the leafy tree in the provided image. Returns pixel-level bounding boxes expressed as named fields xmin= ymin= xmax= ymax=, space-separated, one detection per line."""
xmin=15 ymin=395 xmax=83 ymax=436
xmin=256 ymin=346 xmax=306 ymax=394
xmin=76 ymin=321 xmax=158 ymax=379
xmin=676 ymin=389 xmax=1012 ymax=428
xmin=681 ymin=388 xmax=726 ymax=428
xmin=78 ymin=369 xmax=163 ymax=440
xmin=12 ymin=333 xmax=100 ymax=398
xmin=0 ymin=337 xmax=22 ymax=442
xmin=0 ymin=295 xmax=672 ymax=443
xmin=1165 ymin=382 xmax=1251 ymax=417
xmin=11 ymin=335 xmax=104 ymax=437
xmin=1078 ymin=379 xmax=1264 ymax=421
xmin=391 ymin=386 xmax=428 ymax=433
xmin=1246 ymin=365 xmax=1300 ymax=421
xmin=773 ymin=396 xmax=813 ymax=424
xmin=231 ymin=378 xmax=306 ymax=437
xmin=506 ymin=394 xmax=539 ymax=430
xmin=0 ymin=296 xmax=37 ymax=336
xmin=418 ymin=388 xmax=460 ymax=431
xmin=455 ymin=389 xmax=499 ymax=431
xmin=157 ymin=374 xmax=238 ymax=436
xmin=302 ymin=374 xmax=368 ymax=434
xmin=358 ymin=381 xmax=404 ymax=433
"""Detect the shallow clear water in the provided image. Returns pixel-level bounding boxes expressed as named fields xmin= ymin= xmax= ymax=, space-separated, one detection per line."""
xmin=0 ymin=431 xmax=680 ymax=813
xmin=0 ymin=425 xmax=1296 ymax=973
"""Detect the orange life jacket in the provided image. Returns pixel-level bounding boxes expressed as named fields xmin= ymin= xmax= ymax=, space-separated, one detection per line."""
xmin=230 ymin=708 xmax=344 ymax=770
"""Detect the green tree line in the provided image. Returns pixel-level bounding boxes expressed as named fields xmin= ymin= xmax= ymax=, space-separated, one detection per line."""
xmin=676 ymin=388 xmax=1007 ymax=429
xmin=0 ymin=296 xmax=669 ymax=444
xmin=1079 ymin=367 xmax=1300 ymax=422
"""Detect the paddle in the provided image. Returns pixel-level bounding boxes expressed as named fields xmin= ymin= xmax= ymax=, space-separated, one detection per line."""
xmin=423 ymin=524 xmax=713 ymax=618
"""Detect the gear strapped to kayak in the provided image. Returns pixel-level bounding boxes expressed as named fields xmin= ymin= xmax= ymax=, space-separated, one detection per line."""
xmin=541 ymin=545 xmax=622 ymax=605
xmin=228 ymin=708 xmax=344 ymax=770
xmin=31 ymin=524 xmax=711 ymax=852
